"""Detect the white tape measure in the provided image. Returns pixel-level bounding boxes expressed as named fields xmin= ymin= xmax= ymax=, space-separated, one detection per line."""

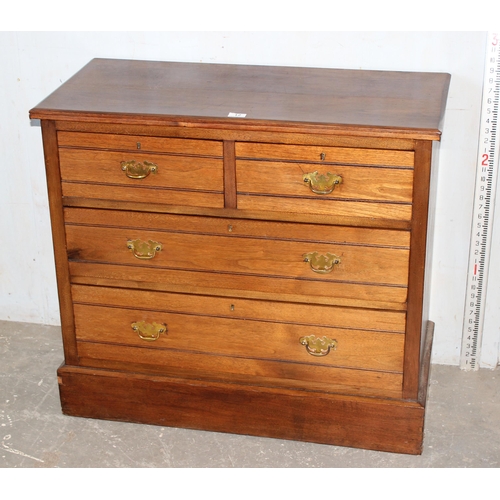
xmin=460 ymin=32 xmax=500 ymax=370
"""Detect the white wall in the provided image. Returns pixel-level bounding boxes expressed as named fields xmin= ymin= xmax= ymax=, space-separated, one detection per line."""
xmin=0 ymin=31 xmax=495 ymax=366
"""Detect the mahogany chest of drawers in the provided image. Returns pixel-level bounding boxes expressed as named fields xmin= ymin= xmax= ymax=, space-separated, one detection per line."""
xmin=30 ymin=58 xmax=450 ymax=454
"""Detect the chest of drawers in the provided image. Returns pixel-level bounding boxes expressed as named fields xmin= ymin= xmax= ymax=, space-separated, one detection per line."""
xmin=30 ymin=59 xmax=450 ymax=454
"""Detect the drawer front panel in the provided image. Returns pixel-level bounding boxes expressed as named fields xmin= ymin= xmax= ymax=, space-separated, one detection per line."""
xmin=235 ymin=143 xmax=415 ymax=167
xmin=59 ymin=148 xmax=224 ymax=208
xmin=59 ymin=149 xmax=224 ymax=191
xmin=58 ymin=131 xmax=223 ymax=156
xmin=73 ymin=303 xmax=405 ymax=372
xmin=72 ymin=285 xmax=407 ymax=333
xmin=236 ymin=160 xmax=413 ymax=203
xmin=65 ymin=224 xmax=410 ymax=287
xmin=235 ymin=142 xmax=414 ymax=221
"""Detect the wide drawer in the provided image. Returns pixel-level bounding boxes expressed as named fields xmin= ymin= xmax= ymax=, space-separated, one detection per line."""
xmin=73 ymin=304 xmax=404 ymax=372
xmin=66 ymin=224 xmax=409 ymax=285
xmin=65 ymin=208 xmax=409 ymax=282
xmin=64 ymin=208 xmax=410 ymax=308
xmin=58 ymin=148 xmax=224 ymax=208
xmin=71 ymin=285 xmax=404 ymax=397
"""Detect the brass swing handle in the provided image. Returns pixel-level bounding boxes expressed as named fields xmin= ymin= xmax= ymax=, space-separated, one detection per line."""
xmin=127 ymin=239 xmax=162 ymax=260
xmin=131 ymin=321 xmax=167 ymax=341
xmin=300 ymin=335 xmax=337 ymax=357
xmin=303 ymin=171 xmax=342 ymax=194
xmin=303 ymin=252 xmax=341 ymax=274
xmin=121 ymin=160 xmax=158 ymax=179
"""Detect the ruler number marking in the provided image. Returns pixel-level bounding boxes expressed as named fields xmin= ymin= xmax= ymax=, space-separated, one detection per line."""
xmin=461 ymin=32 xmax=500 ymax=370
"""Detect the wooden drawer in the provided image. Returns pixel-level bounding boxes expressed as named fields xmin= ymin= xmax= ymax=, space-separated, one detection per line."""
xmin=64 ymin=209 xmax=410 ymax=307
xmin=66 ymin=223 xmax=410 ymax=285
xmin=58 ymin=148 xmax=224 ymax=209
xmin=236 ymin=142 xmax=414 ymax=221
xmin=73 ymin=304 xmax=404 ymax=372
xmin=71 ymin=286 xmax=404 ymax=397
xmin=236 ymin=161 xmax=413 ymax=203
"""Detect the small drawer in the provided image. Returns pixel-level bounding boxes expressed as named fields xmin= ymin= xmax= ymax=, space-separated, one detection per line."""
xmin=58 ymin=131 xmax=223 ymax=156
xmin=58 ymin=149 xmax=224 ymax=208
xmin=236 ymin=160 xmax=413 ymax=203
xmin=235 ymin=143 xmax=414 ymax=222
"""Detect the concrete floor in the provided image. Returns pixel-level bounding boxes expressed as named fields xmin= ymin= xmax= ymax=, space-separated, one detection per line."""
xmin=1 ymin=319 xmax=499 ymax=468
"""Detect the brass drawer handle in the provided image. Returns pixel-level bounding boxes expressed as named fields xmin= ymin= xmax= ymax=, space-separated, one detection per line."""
xmin=131 ymin=321 xmax=167 ymax=341
xmin=303 ymin=252 xmax=341 ymax=274
xmin=303 ymin=171 xmax=342 ymax=194
xmin=121 ymin=160 xmax=158 ymax=179
xmin=127 ymin=239 xmax=162 ymax=259
xmin=300 ymin=335 xmax=337 ymax=357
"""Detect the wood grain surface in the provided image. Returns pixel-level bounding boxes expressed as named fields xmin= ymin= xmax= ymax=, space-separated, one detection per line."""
xmin=30 ymin=59 xmax=450 ymax=140
xmin=236 ymin=142 xmax=415 ymax=166
xmin=73 ymin=302 xmax=404 ymax=372
xmin=58 ymin=131 xmax=223 ymax=155
xmin=57 ymin=365 xmax=424 ymax=453
xmin=59 ymin=149 xmax=224 ymax=190
xmin=71 ymin=284 xmax=407 ymax=333
xmin=64 ymin=224 xmax=410 ymax=286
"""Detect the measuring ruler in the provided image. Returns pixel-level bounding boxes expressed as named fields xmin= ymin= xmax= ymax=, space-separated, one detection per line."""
xmin=460 ymin=32 xmax=500 ymax=370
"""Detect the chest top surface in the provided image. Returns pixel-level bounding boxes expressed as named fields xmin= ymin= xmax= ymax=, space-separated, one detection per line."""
xmin=30 ymin=58 xmax=450 ymax=140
